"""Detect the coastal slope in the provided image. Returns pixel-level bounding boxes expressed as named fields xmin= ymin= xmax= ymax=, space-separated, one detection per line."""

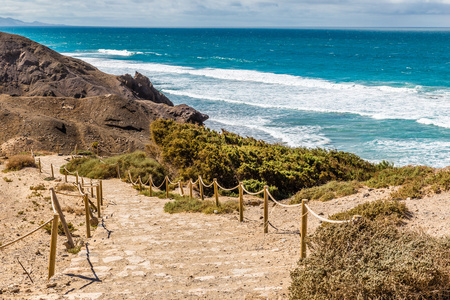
xmin=0 ymin=32 xmax=208 ymax=155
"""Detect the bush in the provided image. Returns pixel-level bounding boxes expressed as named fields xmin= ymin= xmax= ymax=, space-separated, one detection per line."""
xmin=290 ymin=219 xmax=450 ymax=299
xmin=329 ymin=199 xmax=408 ymax=224
xmin=164 ymin=197 xmax=239 ymax=214
xmin=5 ymin=155 xmax=36 ymax=171
xmin=63 ymin=151 xmax=167 ymax=185
xmin=150 ymin=119 xmax=381 ymax=197
xmin=291 ymin=180 xmax=361 ymax=203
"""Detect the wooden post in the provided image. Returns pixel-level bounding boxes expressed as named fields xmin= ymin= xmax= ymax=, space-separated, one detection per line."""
xmin=84 ymin=195 xmax=91 ymax=238
xmin=189 ymin=179 xmax=193 ymax=200
xmin=90 ymin=179 xmax=94 ymax=197
xmin=116 ymin=164 xmax=120 ymax=179
xmin=213 ymin=178 xmax=219 ymax=207
xmin=96 ymin=185 xmax=101 ymax=218
xmin=51 ymin=164 xmax=54 ymax=178
xmin=263 ymin=186 xmax=269 ymax=234
xmin=179 ymin=180 xmax=184 ymax=196
xmin=64 ymin=169 xmax=67 ymax=183
xmin=199 ymin=176 xmax=204 ymax=201
xmin=81 ymin=177 xmax=84 ymax=186
xmin=50 ymin=188 xmax=74 ymax=248
xmin=139 ymin=176 xmax=142 ymax=190
xmin=74 ymin=144 xmax=78 ymax=155
xmin=165 ymin=176 xmax=169 ymax=198
xmin=48 ymin=214 xmax=59 ymax=280
xmin=239 ymin=182 xmax=244 ymax=222
xmin=301 ymin=199 xmax=308 ymax=259
xmin=149 ymin=175 xmax=153 ymax=197
xmin=76 ymin=172 xmax=79 ymax=185
xmin=99 ymin=180 xmax=103 ymax=205
xmin=38 ymin=158 xmax=41 ymax=173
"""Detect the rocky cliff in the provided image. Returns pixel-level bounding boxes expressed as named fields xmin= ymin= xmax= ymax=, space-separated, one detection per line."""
xmin=0 ymin=32 xmax=208 ymax=155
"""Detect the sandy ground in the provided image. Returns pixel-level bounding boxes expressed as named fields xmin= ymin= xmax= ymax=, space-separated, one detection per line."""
xmin=0 ymin=155 xmax=449 ymax=299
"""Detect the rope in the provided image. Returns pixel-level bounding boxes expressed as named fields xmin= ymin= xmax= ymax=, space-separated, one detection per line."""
xmin=191 ymin=179 xmax=199 ymax=185
xmin=216 ymin=182 xmax=239 ymax=192
xmin=167 ymin=177 xmax=178 ymax=185
xmin=0 ymin=218 xmax=54 ymax=250
xmin=304 ymin=204 xmax=353 ymax=224
xmin=199 ymin=177 xmax=214 ymax=188
xmin=241 ymin=186 xmax=264 ymax=196
xmin=64 ymin=167 xmax=77 ymax=175
xmin=152 ymin=178 xmax=166 ymax=189
xmin=55 ymin=191 xmax=84 ymax=197
xmin=128 ymin=172 xmax=138 ymax=186
xmin=267 ymin=191 xmax=302 ymax=208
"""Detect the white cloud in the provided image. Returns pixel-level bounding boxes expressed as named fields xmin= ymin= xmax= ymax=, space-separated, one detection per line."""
xmin=1 ymin=0 xmax=449 ymax=27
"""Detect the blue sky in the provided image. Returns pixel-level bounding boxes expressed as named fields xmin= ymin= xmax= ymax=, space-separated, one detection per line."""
xmin=2 ymin=0 xmax=450 ymax=27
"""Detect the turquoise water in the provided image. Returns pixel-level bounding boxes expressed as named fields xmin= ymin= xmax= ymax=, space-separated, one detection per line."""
xmin=2 ymin=27 xmax=450 ymax=167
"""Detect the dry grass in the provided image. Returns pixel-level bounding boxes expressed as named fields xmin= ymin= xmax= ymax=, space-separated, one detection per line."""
xmin=289 ymin=202 xmax=450 ymax=299
xmin=5 ymin=155 xmax=36 ymax=171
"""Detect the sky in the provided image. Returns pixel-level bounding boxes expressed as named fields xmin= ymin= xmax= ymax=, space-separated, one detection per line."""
xmin=1 ymin=0 xmax=450 ymax=28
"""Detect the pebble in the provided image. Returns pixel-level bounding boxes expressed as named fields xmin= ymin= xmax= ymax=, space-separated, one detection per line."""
xmin=46 ymin=283 xmax=57 ymax=288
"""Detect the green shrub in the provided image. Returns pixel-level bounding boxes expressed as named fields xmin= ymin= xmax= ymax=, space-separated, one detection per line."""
xmin=43 ymin=221 xmax=77 ymax=235
xmin=366 ymin=165 xmax=433 ymax=189
xmin=291 ymin=180 xmax=361 ymax=203
xmin=63 ymin=151 xmax=167 ymax=185
xmin=329 ymin=199 xmax=408 ymax=224
xmin=164 ymin=197 xmax=239 ymax=214
xmin=150 ymin=119 xmax=380 ymax=197
xmin=290 ymin=219 xmax=450 ymax=299
xmin=5 ymin=155 xmax=36 ymax=171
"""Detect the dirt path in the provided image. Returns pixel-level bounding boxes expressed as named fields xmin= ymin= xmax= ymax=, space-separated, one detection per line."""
xmin=30 ymin=156 xmax=302 ymax=299
xmin=1 ymin=155 xmax=449 ymax=299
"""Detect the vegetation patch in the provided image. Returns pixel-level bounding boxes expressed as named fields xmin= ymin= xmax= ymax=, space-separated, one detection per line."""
xmin=63 ymin=151 xmax=167 ymax=185
xmin=43 ymin=221 xmax=77 ymax=235
xmin=329 ymin=199 xmax=408 ymax=224
xmin=289 ymin=219 xmax=450 ymax=299
xmin=56 ymin=183 xmax=77 ymax=192
xmin=150 ymin=119 xmax=386 ymax=198
xmin=291 ymin=180 xmax=361 ymax=203
xmin=164 ymin=196 xmax=239 ymax=214
xmin=5 ymin=155 xmax=36 ymax=171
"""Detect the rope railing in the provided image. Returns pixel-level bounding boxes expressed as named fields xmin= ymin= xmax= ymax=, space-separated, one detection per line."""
xmin=0 ymin=218 xmax=53 ymax=250
xmin=215 ymin=182 xmax=240 ymax=192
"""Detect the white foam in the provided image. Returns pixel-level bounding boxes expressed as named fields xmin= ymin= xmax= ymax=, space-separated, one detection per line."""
xmin=98 ymin=49 xmax=143 ymax=56
xmin=65 ymin=55 xmax=450 ymax=130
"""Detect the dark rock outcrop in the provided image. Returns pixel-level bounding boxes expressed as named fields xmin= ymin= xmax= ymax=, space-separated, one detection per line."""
xmin=0 ymin=32 xmax=208 ymax=155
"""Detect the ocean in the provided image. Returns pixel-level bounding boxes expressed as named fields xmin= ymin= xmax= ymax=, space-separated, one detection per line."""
xmin=2 ymin=27 xmax=450 ymax=167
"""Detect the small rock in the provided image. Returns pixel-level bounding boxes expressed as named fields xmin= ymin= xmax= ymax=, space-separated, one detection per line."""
xmin=281 ymin=239 xmax=287 ymax=242
xmin=368 ymin=188 xmax=374 ymax=191
xmin=259 ymin=216 xmax=263 ymax=219
xmin=35 ymin=249 xmax=41 ymax=255
xmin=406 ymin=197 xmax=411 ymax=201
xmin=363 ymin=193 xmax=370 ymax=198
xmin=318 ymin=212 xmax=324 ymax=216
xmin=213 ymin=210 xmax=218 ymax=214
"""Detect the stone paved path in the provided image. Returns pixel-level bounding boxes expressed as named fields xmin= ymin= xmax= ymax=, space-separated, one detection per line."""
xmin=32 ymin=156 xmax=301 ymax=299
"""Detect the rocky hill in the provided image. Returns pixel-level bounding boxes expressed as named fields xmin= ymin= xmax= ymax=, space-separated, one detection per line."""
xmin=0 ymin=32 xmax=208 ymax=155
